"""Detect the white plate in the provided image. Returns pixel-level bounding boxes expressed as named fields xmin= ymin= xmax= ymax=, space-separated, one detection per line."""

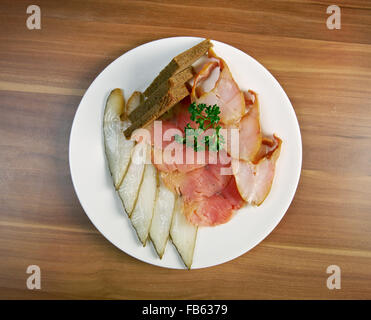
xmin=69 ymin=37 xmax=302 ymax=269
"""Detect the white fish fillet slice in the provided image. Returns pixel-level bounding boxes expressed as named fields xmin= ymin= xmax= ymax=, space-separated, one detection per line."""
xmin=170 ymin=197 xmax=198 ymax=269
xmin=130 ymin=163 xmax=157 ymax=246
xmin=118 ymin=142 xmax=147 ymax=216
xmin=103 ymin=89 xmax=134 ymax=189
xmin=149 ymin=177 xmax=176 ymax=258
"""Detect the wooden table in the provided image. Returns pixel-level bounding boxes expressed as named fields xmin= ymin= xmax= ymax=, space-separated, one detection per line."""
xmin=0 ymin=0 xmax=370 ymax=300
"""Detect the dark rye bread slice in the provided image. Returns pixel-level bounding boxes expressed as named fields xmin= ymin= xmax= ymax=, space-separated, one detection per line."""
xmin=169 ymin=66 xmax=194 ymax=87
xmin=129 ymin=67 xmax=193 ymax=123
xmin=124 ymin=84 xmax=189 ymax=138
xmin=143 ymin=39 xmax=212 ymax=97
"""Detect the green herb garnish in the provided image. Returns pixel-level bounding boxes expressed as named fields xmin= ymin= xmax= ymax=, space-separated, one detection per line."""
xmin=175 ymin=102 xmax=225 ymax=152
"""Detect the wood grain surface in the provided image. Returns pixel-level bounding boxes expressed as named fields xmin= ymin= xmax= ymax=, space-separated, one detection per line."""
xmin=0 ymin=0 xmax=370 ymax=299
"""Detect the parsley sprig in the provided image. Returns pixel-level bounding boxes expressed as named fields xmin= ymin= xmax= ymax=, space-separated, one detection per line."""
xmin=175 ymin=102 xmax=225 ymax=152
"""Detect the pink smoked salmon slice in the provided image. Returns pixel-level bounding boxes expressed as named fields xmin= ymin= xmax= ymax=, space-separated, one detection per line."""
xmin=172 ymin=97 xmax=199 ymax=132
xmin=161 ymin=151 xmax=243 ymax=226
xmin=134 ymin=98 xmax=233 ymax=174
xmin=184 ymin=176 xmax=245 ymax=226
xmin=133 ymin=110 xmax=207 ymax=173
xmin=161 ymin=158 xmax=232 ymax=202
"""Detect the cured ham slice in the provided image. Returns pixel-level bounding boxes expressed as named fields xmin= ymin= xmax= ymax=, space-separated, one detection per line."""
xmin=223 ymin=90 xmax=262 ymax=161
xmin=191 ymin=51 xmax=245 ymax=125
xmin=238 ymin=91 xmax=262 ymax=161
xmin=232 ymin=135 xmax=282 ymax=206
xmin=191 ymin=60 xmax=219 ymax=97
xmin=254 ymin=136 xmax=281 ymax=161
